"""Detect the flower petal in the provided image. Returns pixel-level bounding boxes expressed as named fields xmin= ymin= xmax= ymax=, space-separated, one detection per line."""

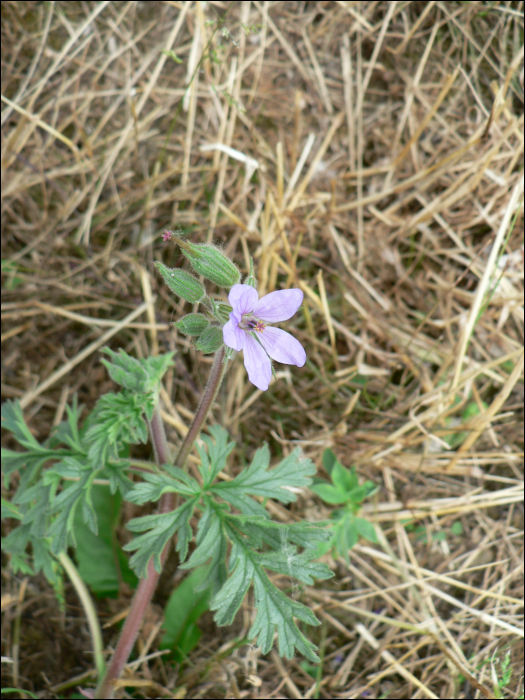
xmin=222 ymin=311 xmax=245 ymax=351
xmin=253 ymin=288 xmax=303 ymax=322
xmin=243 ymin=333 xmax=272 ymax=391
xmin=228 ymin=284 xmax=259 ymax=315
xmin=257 ymin=326 xmax=306 ymax=367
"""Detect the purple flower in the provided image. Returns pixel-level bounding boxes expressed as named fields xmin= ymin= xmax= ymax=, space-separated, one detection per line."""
xmin=222 ymin=284 xmax=306 ymax=391
xmin=162 ymin=229 xmax=172 ymax=242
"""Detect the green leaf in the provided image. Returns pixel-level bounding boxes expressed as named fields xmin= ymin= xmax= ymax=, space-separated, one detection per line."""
xmin=100 ymin=348 xmax=150 ymax=393
xmin=99 ymin=348 xmax=174 ymax=409
xmin=322 ymin=448 xmax=337 ymax=474
xmin=48 ymin=396 xmax=83 ymax=451
xmin=450 ymin=521 xmax=463 ymax=536
xmin=212 ymin=527 xmax=324 ymax=663
xmin=47 ymin=471 xmax=92 ymax=554
xmin=338 ymin=515 xmax=358 ymax=561
xmin=124 ymin=498 xmax=198 ymax=577
xmin=2 ymin=498 xmax=22 ymax=520
xmin=331 ymin=462 xmax=356 ymax=493
xmin=179 ymin=502 xmax=228 ymax=596
xmin=195 ymin=425 xmax=236 ymax=487
xmin=212 ymin=445 xmax=316 ymax=513
xmin=85 ymin=391 xmax=149 ymax=465
xmin=236 ymin=517 xmax=332 ymax=552
xmin=354 ymin=517 xmax=377 ymax=543
xmin=258 ymin=549 xmax=333 ymax=585
xmin=1 ymin=401 xmax=41 ymax=451
xmin=345 ymin=485 xmax=369 ymax=504
xmin=73 ymin=484 xmax=137 ymax=597
xmin=126 ymin=466 xmax=201 ymax=504
xmin=160 ymin=567 xmax=211 ymax=661
xmin=104 ymin=460 xmax=133 ymax=497
xmin=310 ymin=482 xmax=350 ymax=504
xmin=18 ymin=482 xmax=51 ymax=538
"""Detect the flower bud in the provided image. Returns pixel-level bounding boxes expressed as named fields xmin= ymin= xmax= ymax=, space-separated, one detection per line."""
xmin=172 ymin=313 xmax=210 ymax=336
xmin=154 ymin=261 xmax=206 ymax=303
xmin=177 ymin=240 xmax=240 ymax=288
xmin=194 ymin=326 xmax=224 ymax=354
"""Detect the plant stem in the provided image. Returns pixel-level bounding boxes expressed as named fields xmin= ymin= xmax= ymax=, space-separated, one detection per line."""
xmin=59 ymin=551 xmax=106 ymax=681
xmin=96 ymin=347 xmax=227 ymax=698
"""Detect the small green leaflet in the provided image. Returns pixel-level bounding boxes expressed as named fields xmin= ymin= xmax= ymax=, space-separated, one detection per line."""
xmin=311 ymin=449 xmax=378 ymax=562
xmin=123 ymin=498 xmax=198 ymax=576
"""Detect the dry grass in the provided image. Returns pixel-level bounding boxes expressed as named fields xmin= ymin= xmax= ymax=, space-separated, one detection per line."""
xmin=1 ymin=1 xmax=524 ymax=698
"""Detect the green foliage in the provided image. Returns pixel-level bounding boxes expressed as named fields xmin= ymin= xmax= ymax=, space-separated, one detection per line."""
xmin=491 ymin=648 xmax=513 ymax=699
xmin=159 ymin=567 xmax=211 ymax=661
xmin=311 ymin=449 xmax=378 ymax=562
xmin=73 ymin=485 xmax=138 ymax=597
xmin=1 ymin=349 xmax=173 ymax=583
xmin=124 ymin=427 xmax=333 ymax=662
xmin=404 ymin=519 xmax=464 ymax=544
xmin=161 ymin=49 xmax=183 ymax=63
xmin=2 ymin=348 xmax=334 ymax=663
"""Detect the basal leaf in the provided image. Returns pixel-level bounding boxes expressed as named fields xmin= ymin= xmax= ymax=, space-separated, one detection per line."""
xmin=257 ymin=549 xmax=333 ymax=585
xmin=198 ymin=425 xmax=235 ymax=487
xmin=211 ymin=526 xmax=327 ymax=663
xmin=124 ymin=498 xmax=198 ymax=577
xmin=73 ymin=484 xmax=137 ymax=597
xmin=126 ymin=468 xmax=200 ymax=505
xmin=212 ymin=445 xmax=315 ymax=509
xmin=160 ymin=567 xmax=211 ymax=661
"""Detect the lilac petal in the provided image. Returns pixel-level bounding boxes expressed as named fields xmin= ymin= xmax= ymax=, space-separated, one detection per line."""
xmin=243 ymin=333 xmax=272 ymax=391
xmin=228 ymin=284 xmax=259 ymax=315
xmin=257 ymin=326 xmax=306 ymax=367
xmin=253 ymin=288 xmax=303 ymax=323
xmin=222 ymin=311 xmax=245 ymax=351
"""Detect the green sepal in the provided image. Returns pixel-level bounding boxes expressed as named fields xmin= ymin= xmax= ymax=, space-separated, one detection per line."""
xmin=244 ymin=257 xmax=258 ymax=288
xmin=154 ymin=261 xmax=206 ymax=303
xmin=177 ymin=240 xmax=240 ymax=288
xmin=173 ymin=313 xmax=210 ymax=336
xmin=194 ymin=326 xmax=224 ymax=354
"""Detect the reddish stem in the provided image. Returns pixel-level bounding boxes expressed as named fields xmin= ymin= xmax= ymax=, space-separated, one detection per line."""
xmin=96 ymin=347 xmax=226 ymax=698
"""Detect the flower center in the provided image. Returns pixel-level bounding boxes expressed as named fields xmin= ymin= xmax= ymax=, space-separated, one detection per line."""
xmin=240 ymin=314 xmax=266 ymax=333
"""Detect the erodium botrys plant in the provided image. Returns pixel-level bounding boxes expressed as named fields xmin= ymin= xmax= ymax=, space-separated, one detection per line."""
xmin=1 ymin=234 xmax=333 ymax=698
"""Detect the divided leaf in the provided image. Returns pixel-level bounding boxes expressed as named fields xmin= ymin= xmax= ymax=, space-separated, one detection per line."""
xmin=211 ymin=443 xmax=315 ymax=514
xmin=197 ymin=426 xmax=235 ymax=487
xmin=124 ymin=498 xmax=198 ymax=577
xmin=126 ymin=465 xmax=200 ymax=505
xmin=211 ymin=526 xmax=330 ymax=663
xmin=85 ymin=392 xmax=149 ymax=465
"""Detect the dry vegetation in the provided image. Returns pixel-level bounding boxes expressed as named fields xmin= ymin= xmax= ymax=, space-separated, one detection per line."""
xmin=1 ymin=1 xmax=524 ymax=698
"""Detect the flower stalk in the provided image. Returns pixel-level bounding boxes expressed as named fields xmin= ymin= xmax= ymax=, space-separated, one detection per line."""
xmin=96 ymin=347 xmax=227 ymax=699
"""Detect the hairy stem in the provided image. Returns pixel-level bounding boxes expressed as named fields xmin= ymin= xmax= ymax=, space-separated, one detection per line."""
xmin=96 ymin=347 xmax=227 ymax=698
